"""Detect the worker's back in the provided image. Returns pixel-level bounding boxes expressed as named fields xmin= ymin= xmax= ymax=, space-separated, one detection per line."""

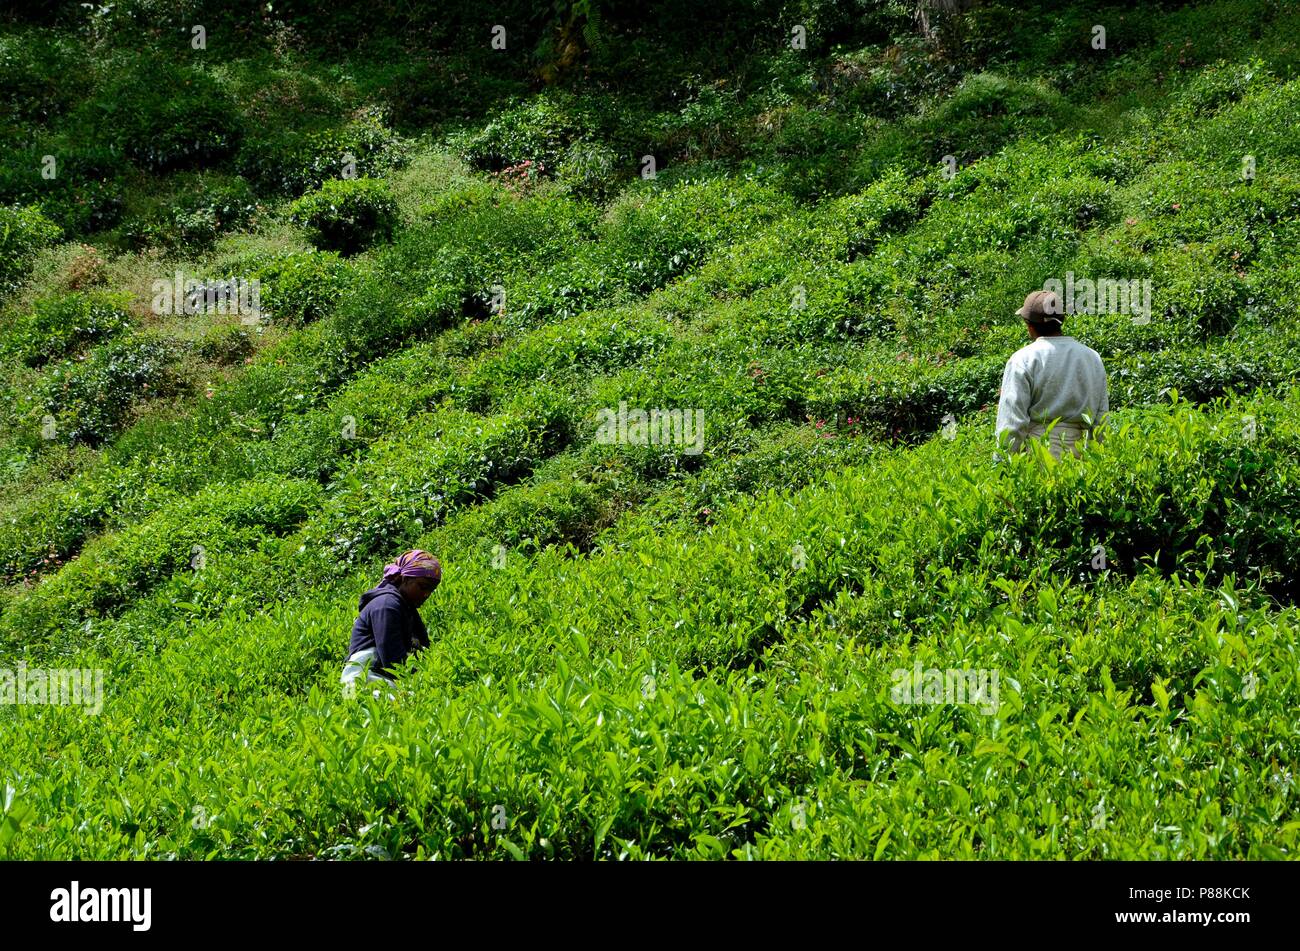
xmin=996 ymin=335 xmax=1108 ymax=456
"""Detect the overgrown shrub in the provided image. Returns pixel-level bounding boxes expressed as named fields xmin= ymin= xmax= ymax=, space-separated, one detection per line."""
xmin=243 ymin=249 xmax=352 ymax=324
xmin=0 ymin=145 xmax=125 ymax=235
xmin=288 ymin=178 xmax=398 ymax=255
xmin=0 ymin=31 xmax=88 ymax=125
xmin=0 ymin=203 xmax=61 ymax=291
xmin=5 ymin=290 xmax=133 ymax=367
xmin=556 ymin=140 xmax=623 ymax=201
xmin=236 ymin=113 xmax=409 ymax=196
xmin=1168 ymin=57 xmax=1276 ymax=120
xmin=40 ymin=335 xmax=181 ymax=446
xmin=169 ymin=176 xmax=260 ymax=247
xmin=455 ymin=94 xmax=598 ymax=173
xmin=196 ymin=323 xmax=256 ymax=365
xmin=86 ymin=59 xmax=240 ymax=171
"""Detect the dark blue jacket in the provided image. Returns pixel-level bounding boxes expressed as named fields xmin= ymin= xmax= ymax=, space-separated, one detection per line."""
xmin=345 ymin=581 xmax=430 ymax=680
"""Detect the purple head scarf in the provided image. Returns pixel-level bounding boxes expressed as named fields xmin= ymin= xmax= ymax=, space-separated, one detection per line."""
xmin=382 ymin=550 xmax=442 ymax=587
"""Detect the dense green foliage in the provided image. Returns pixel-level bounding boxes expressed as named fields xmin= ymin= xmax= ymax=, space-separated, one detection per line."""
xmin=0 ymin=205 xmax=61 ymax=291
xmin=4 ymin=290 xmax=133 ymax=366
xmin=1 ymin=0 xmax=1298 ymax=860
xmin=288 ymin=179 xmax=399 ymax=255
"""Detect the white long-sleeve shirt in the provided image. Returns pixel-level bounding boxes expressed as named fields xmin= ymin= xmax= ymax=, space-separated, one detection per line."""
xmin=995 ymin=335 xmax=1108 ymax=455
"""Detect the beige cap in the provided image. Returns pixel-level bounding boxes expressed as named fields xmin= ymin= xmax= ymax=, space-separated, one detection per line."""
xmin=1016 ymin=290 xmax=1064 ymax=323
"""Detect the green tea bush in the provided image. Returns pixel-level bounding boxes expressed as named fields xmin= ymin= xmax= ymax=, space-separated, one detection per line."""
xmin=0 ymin=478 xmax=322 ymax=650
xmin=186 ymin=272 xmax=452 ymax=449
xmin=1109 ymin=339 xmax=1299 ymax=406
xmin=582 ymin=333 xmax=800 ymax=455
xmin=288 ymin=178 xmax=399 ymax=256
xmin=40 ymin=335 xmax=181 ymax=446
xmin=822 ymin=169 xmax=936 ymax=262
xmin=243 ymin=249 xmax=352 ymax=325
xmin=0 ymin=464 xmax=136 ymax=584
xmin=1168 ymin=57 xmax=1276 ymax=121
xmin=943 ymin=72 xmax=1061 ymax=124
xmin=556 ymin=140 xmax=623 ymax=201
xmin=756 ymin=261 xmax=898 ymax=344
xmin=1161 ymin=75 xmax=1300 ymax=168
xmin=251 ymin=343 xmax=455 ymax=482
xmin=0 ymin=145 xmax=125 ymax=236
xmin=236 ymin=113 xmax=409 ymax=197
xmin=192 ymin=329 xmax=344 ymax=435
xmin=0 ymin=31 xmax=88 ymax=125
xmin=639 ymin=422 xmax=878 ymax=526
xmin=0 ymin=203 xmax=61 ymax=291
xmin=4 ymin=389 xmax=1300 ymax=860
xmin=85 ymin=59 xmax=240 ymax=171
xmin=115 ymin=535 xmax=303 ymax=627
xmin=1151 ymin=247 xmax=1250 ymax=339
xmin=596 ymin=178 xmax=792 ymax=294
xmin=502 ymin=255 xmax=627 ymax=328
xmin=169 ymin=176 xmax=260 ymax=247
xmin=402 ymin=182 xmax=598 ymax=282
xmin=8 ymin=555 xmax=1295 ymax=859
xmin=456 ymin=307 xmax=674 ymax=411
xmin=299 ymin=389 xmax=573 ymax=569
xmin=455 ymin=94 xmax=599 ymax=173
xmin=381 ymin=184 xmax=602 ymax=334
xmin=5 ymin=290 xmax=133 ymax=367
xmin=1121 ymin=162 xmax=1299 ymax=257
xmin=984 ymin=395 xmax=1300 ymax=599
xmin=1026 ymin=1 xmax=1164 ymax=69
xmin=806 ymin=354 xmax=1004 ymax=442
xmin=5 ymin=1 xmax=1300 ymax=862
xmin=45 ymin=179 xmax=123 ymax=237
xmin=432 ymin=464 xmax=625 ymax=561
xmin=760 ymin=103 xmax=876 ymax=200
xmin=331 ymin=278 xmax=465 ymax=371
xmin=195 ymin=323 xmax=256 ymax=365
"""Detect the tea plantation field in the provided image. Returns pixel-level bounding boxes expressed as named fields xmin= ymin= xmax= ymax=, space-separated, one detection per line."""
xmin=1 ymin=0 xmax=1298 ymax=859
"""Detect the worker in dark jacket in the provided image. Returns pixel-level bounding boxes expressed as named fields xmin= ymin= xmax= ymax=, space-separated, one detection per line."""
xmin=341 ymin=549 xmax=441 ymax=690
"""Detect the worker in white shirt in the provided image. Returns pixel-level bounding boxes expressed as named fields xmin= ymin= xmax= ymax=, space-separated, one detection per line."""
xmin=996 ymin=290 xmax=1109 ymax=460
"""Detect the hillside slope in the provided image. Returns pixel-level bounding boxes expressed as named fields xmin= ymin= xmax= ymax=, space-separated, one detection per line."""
xmin=1 ymin=0 xmax=1298 ymax=858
